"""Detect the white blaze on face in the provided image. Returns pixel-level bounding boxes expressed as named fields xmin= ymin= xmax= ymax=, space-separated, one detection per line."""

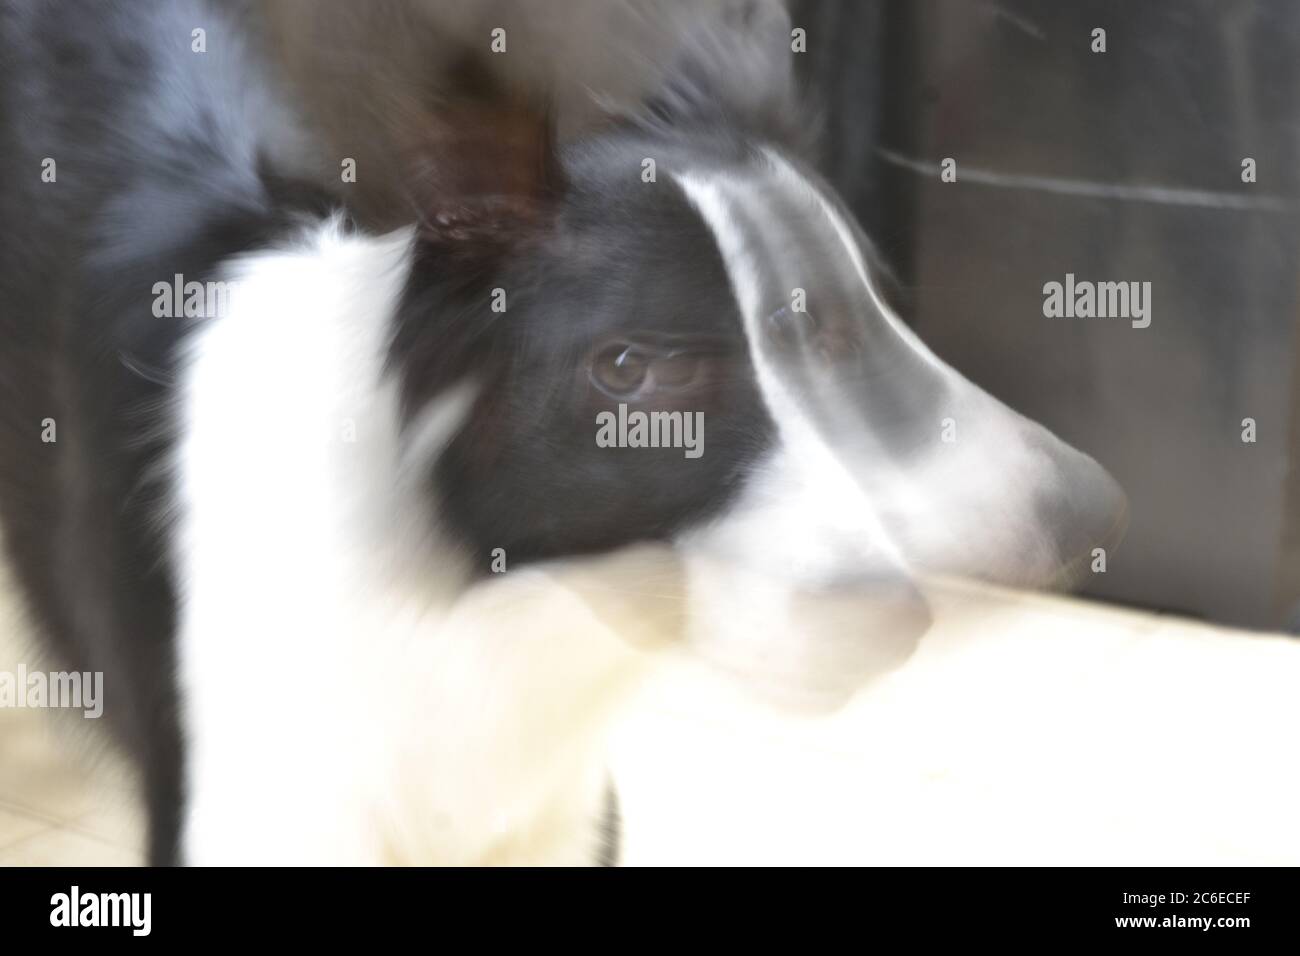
xmin=670 ymin=152 xmax=1126 ymax=703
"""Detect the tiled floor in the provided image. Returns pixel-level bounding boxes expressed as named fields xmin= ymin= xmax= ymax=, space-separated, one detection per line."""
xmin=0 ymin=578 xmax=144 ymax=864
xmin=3 ymin=557 xmax=1298 ymax=866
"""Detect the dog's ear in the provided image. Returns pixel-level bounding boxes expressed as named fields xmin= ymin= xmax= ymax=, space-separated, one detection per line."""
xmin=631 ymin=0 xmax=816 ymax=154
xmin=404 ymin=59 xmax=563 ymax=261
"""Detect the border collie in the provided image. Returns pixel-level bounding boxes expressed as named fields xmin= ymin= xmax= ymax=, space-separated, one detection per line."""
xmin=0 ymin=0 xmax=1125 ymax=865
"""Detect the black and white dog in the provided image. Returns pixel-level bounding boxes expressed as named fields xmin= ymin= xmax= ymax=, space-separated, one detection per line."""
xmin=0 ymin=0 xmax=1124 ymax=864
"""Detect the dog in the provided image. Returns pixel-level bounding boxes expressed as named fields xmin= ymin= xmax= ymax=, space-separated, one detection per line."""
xmin=0 ymin=0 xmax=1125 ymax=864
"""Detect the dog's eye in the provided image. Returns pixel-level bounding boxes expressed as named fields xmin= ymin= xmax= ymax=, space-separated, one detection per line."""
xmin=590 ymin=339 xmax=721 ymax=400
xmin=592 ymin=344 xmax=651 ymax=397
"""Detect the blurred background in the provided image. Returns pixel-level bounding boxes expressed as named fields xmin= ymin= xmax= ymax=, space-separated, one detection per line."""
xmin=794 ymin=0 xmax=1300 ymax=630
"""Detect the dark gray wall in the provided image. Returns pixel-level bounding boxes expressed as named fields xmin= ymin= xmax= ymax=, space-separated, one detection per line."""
xmin=794 ymin=0 xmax=1300 ymax=628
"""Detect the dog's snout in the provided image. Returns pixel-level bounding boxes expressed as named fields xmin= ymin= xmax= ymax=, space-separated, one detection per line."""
xmin=680 ymin=148 xmax=1131 ymax=653
xmin=1035 ymin=444 xmax=1130 ymax=583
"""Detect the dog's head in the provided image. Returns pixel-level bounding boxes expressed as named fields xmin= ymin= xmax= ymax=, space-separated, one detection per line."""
xmin=387 ymin=14 xmax=1127 ymax=704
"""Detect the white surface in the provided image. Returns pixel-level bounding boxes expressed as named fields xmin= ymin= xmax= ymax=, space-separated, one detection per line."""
xmin=3 ymin=560 xmax=1298 ymax=864
xmin=612 ymin=580 xmax=1300 ymax=865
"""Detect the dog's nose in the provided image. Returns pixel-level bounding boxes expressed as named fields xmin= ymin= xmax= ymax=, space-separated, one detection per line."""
xmin=1035 ymin=441 xmax=1130 ymax=584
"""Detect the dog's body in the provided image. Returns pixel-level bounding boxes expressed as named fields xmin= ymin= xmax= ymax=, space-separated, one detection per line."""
xmin=0 ymin=0 xmax=1124 ymax=864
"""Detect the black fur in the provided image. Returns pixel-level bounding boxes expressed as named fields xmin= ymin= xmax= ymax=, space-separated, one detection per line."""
xmin=0 ymin=0 xmax=332 ymax=864
xmin=392 ymin=133 xmax=780 ymax=567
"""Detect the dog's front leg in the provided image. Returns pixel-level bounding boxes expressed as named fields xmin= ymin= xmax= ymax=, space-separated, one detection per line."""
xmin=177 ymin=617 xmax=387 ymax=866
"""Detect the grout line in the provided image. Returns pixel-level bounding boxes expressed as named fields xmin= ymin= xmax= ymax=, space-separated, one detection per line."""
xmin=0 ymin=808 xmax=56 ymax=852
xmin=0 ymin=817 xmax=139 ymax=860
xmin=0 ymin=794 xmax=80 ymax=829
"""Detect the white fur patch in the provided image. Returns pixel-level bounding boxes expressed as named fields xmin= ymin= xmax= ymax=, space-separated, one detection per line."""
xmin=171 ymin=221 xmax=647 ymax=864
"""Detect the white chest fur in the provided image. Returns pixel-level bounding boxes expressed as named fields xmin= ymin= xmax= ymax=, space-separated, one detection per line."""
xmin=171 ymin=222 xmax=661 ymax=864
